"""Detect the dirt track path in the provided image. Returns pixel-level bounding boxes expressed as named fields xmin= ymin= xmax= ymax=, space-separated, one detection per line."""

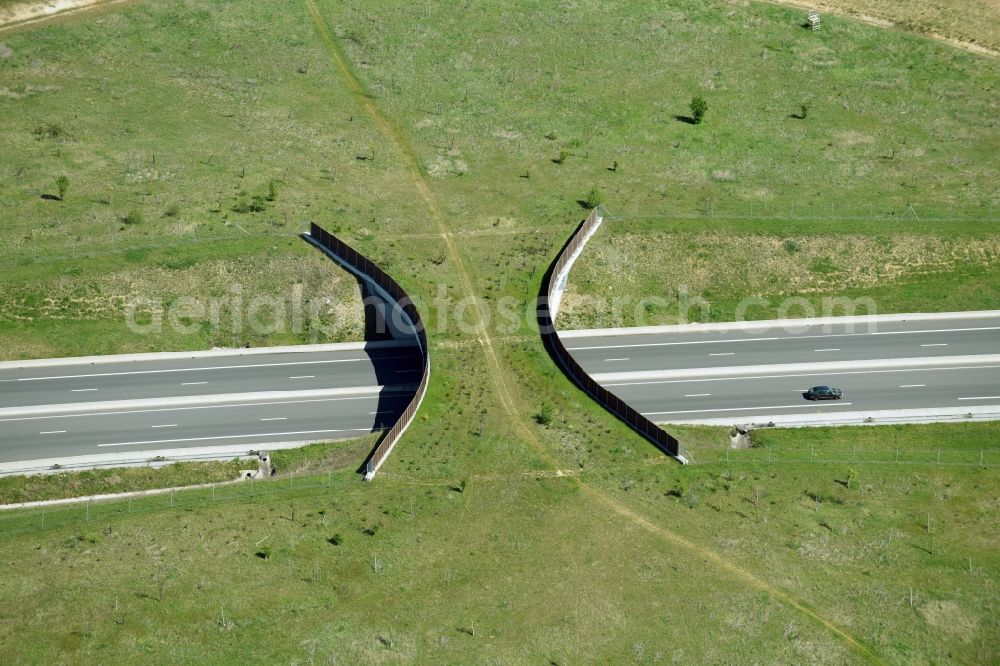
xmin=0 ymin=0 xmax=138 ymax=33
xmin=304 ymin=1 xmax=884 ymax=660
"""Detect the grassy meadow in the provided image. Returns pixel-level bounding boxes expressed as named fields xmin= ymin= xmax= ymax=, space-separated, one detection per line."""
xmin=0 ymin=0 xmax=997 ymax=662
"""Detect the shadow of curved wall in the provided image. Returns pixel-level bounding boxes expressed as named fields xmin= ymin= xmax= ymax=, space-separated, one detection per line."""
xmin=537 ymin=208 xmax=685 ymax=463
xmin=303 ymin=223 xmax=430 ymax=480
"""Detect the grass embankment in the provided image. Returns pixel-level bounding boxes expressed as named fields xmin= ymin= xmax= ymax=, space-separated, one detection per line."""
xmin=0 ymin=0 xmax=997 ymax=662
xmin=561 ymin=217 xmax=1000 ymax=328
xmin=0 ymin=440 xmax=996 ymax=663
xmin=0 ymin=436 xmax=378 ymax=505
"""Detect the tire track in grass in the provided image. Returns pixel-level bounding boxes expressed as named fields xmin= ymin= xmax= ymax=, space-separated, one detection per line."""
xmin=304 ymin=2 xmax=883 ymax=660
xmin=304 ymin=0 xmax=558 ymax=470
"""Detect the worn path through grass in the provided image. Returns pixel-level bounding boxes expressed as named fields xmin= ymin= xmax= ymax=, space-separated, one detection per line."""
xmin=305 ymin=1 xmax=880 ymax=658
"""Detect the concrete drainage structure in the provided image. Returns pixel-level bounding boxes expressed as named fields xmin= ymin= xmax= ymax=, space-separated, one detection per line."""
xmin=538 ymin=207 xmax=686 ymax=463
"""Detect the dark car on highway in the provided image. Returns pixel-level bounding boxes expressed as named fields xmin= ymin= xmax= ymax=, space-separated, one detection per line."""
xmin=804 ymin=385 xmax=843 ymax=400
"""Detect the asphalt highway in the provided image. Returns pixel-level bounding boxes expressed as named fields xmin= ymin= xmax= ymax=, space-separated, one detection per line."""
xmin=564 ymin=316 xmax=1000 ymax=374
xmin=0 ymin=344 xmax=422 ymax=465
xmin=0 ymin=347 xmax=423 ymax=409
xmin=562 ymin=315 xmax=1000 ymax=425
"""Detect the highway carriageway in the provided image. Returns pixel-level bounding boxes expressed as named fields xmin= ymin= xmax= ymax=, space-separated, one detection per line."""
xmin=0 ymin=342 xmax=422 ymax=466
xmin=561 ymin=314 xmax=1000 ymax=426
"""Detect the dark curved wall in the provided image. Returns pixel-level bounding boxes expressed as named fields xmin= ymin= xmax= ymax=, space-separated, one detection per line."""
xmin=538 ymin=209 xmax=682 ymax=460
xmin=306 ymin=223 xmax=430 ymax=479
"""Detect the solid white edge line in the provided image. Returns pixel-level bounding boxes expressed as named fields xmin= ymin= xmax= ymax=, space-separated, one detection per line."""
xmin=594 ymin=354 xmax=1000 ymax=384
xmin=11 ymin=358 xmax=366 ymax=383
xmin=658 ymin=405 xmax=1000 ymax=427
xmin=604 ymin=364 xmax=1000 ymax=387
xmin=644 ymin=403 xmax=852 ymax=416
xmin=0 ymin=386 xmax=396 ymax=420
xmin=0 ymin=339 xmax=417 ymax=371
xmin=559 ymin=311 xmax=1000 ymax=338
xmin=39 ymin=430 xmax=66 ymax=435
xmin=0 ymin=394 xmax=387 ymax=423
xmin=563 ymin=326 xmax=1000 ymax=351
xmin=957 ymin=396 xmax=1000 ymax=400
xmin=97 ymin=428 xmax=373 ymax=448
xmin=899 ymin=384 xmax=926 ymax=388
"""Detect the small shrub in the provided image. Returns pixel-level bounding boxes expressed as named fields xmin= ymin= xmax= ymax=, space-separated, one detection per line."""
xmin=846 ymin=468 xmax=858 ymax=490
xmin=552 ymin=150 xmax=569 ymax=165
xmin=666 ymin=477 xmax=688 ymax=498
xmin=534 ymin=404 xmax=555 ymax=426
xmin=690 ymin=95 xmax=708 ymax=124
xmin=32 ymin=123 xmax=64 ymax=139
xmin=327 ymin=534 xmax=342 ymax=546
xmin=255 ymin=546 xmax=271 ymax=560
xmin=120 ymin=209 xmax=143 ymax=226
xmin=582 ymin=186 xmax=603 ymax=208
xmin=55 ymin=175 xmax=69 ymax=201
xmin=782 ymin=239 xmax=800 ymax=254
xmin=799 ymin=103 xmax=809 ymax=119
xmin=266 ymin=180 xmax=277 ymax=202
xmin=544 ymin=131 xmax=558 ymax=140
xmin=163 ymin=203 xmax=180 ymax=217
xmin=809 ymin=256 xmax=838 ymax=274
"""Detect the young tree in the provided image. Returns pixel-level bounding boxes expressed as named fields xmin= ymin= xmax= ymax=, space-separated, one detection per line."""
xmin=690 ymin=95 xmax=708 ymax=124
xmin=56 ymin=175 xmax=69 ymax=200
xmin=582 ymin=186 xmax=603 ymax=208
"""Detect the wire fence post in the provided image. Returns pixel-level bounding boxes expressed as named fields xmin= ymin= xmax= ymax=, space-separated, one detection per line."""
xmin=937 ymin=448 xmax=941 ymax=464
xmin=896 ymin=447 xmax=899 ymax=464
xmin=86 ymin=500 xmax=91 ymax=521
xmin=128 ymin=497 xmax=132 ymax=515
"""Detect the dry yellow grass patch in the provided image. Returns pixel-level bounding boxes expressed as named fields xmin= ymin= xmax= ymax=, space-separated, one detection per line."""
xmin=558 ymin=231 xmax=1000 ymax=328
xmin=772 ymin=0 xmax=1000 ymax=54
xmin=0 ymin=253 xmax=365 ymax=339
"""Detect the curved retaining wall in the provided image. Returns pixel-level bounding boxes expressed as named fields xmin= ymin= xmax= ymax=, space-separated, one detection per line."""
xmin=538 ymin=208 xmax=685 ymax=462
xmin=304 ymin=222 xmax=430 ymax=480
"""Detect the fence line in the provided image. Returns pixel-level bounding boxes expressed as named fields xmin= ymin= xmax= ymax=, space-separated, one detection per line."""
xmin=690 ymin=445 xmax=999 ymax=467
xmin=538 ymin=207 xmax=683 ymax=461
xmin=304 ymin=222 xmax=429 ymax=480
xmin=0 ymin=466 xmax=359 ymax=542
xmin=0 ymin=227 xmax=300 ymax=270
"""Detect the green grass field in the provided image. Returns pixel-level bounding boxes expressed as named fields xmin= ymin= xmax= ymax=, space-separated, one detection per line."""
xmin=0 ymin=0 xmax=997 ymax=662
